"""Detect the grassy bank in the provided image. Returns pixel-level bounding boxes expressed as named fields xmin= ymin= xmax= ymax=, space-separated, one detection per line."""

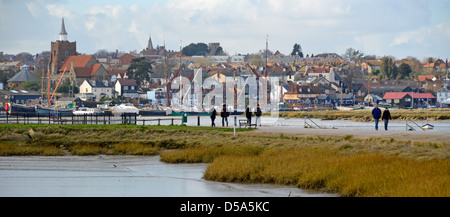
xmin=0 ymin=124 xmax=448 ymax=196
xmin=272 ymin=108 xmax=450 ymax=122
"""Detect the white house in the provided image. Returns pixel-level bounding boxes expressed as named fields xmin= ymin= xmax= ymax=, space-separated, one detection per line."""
xmin=436 ymin=85 xmax=450 ymax=107
xmin=79 ymin=80 xmax=114 ymax=101
xmin=115 ymin=79 xmax=138 ymax=98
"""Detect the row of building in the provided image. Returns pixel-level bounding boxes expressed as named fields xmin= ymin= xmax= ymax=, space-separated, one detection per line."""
xmin=1 ymin=18 xmax=449 ymax=109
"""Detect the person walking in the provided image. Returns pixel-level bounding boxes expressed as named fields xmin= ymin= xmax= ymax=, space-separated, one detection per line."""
xmin=221 ymin=104 xmax=229 ymax=127
xmin=382 ymin=107 xmax=392 ymax=131
xmin=255 ymin=104 xmax=262 ymax=126
xmin=210 ymin=108 xmax=217 ymax=127
xmin=372 ymin=103 xmax=382 ymax=130
xmin=246 ymin=105 xmax=252 ymax=125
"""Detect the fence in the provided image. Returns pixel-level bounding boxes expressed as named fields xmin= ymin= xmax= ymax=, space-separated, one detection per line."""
xmin=0 ymin=112 xmax=183 ymax=126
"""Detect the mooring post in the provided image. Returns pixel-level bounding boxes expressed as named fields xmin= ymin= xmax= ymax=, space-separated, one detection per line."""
xmin=234 ymin=116 xmax=236 ymax=136
xmin=198 ymin=116 xmax=200 ymax=126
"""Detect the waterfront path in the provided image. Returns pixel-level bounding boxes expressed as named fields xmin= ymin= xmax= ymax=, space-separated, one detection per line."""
xmin=255 ymin=126 xmax=450 ymax=143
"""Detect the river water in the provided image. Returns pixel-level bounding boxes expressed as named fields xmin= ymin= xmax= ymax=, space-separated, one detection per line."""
xmin=0 ymin=155 xmax=336 ymax=197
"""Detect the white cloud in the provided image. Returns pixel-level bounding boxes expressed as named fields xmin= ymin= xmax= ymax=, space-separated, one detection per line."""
xmin=45 ymin=4 xmax=74 ymax=18
xmin=26 ymin=2 xmax=40 ymax=18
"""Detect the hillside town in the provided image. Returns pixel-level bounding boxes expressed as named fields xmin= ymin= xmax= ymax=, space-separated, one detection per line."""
xmin=1 ymin=18 xmax=449 ymax=112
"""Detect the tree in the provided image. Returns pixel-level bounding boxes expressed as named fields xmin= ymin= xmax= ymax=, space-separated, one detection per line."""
xmin=290 ymin=43 xmax=303 ymax=57
xmin=127 ymin=57 xmax=153 ymax=87
xmin=343 ymin=48 xmax=364 ymax=62
xmin=380 ymin=56 xmax=398 ymax=80
xmin=22 ymin=81 xmax=40 ymax=91
xmin=398 ymin=63 xmax=412 ymax=79
xmin=182 ymin=43 xmax=209 ymax=56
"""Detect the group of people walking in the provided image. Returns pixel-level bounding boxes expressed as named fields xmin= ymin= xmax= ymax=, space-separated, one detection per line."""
xmin=372 ymin=103 xmax=392 ymax=131
xmin=210 ymin=104 xmax=262 ymax=127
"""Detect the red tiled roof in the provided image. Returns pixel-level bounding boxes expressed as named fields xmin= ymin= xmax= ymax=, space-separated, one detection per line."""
xmin=383 ymin=92 xmax=436 ymax=100
xmin=118 ymin=79 xmax=137 ymax=86
xmin=59 ymin=55 xmax=95 ymax=72
xmin=383 ymin=92 xmax=410 ymax=100
xmin=407 ymin=92 xmax=436 ymax=99
xmin=418 ymin=75 xmax=434 ymax=82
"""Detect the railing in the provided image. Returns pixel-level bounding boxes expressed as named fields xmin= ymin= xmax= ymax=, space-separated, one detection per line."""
xmin=304 ymin=116 xmax=322 ymax=129
xmin=405 ymin=117 xmax=425 ymax=131
xmin=0 ymin=112 xmax=182 ymax=126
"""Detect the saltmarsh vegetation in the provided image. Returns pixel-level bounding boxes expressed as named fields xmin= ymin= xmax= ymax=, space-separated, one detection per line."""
xmin=274 ymin=108 xmax=450 ymax=121
xmin=0 ymin=124 xmax=448 ymax=197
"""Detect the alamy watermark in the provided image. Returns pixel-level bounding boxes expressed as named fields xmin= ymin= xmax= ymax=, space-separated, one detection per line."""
xmin=170 ymin=68 xmax=281 ymax=123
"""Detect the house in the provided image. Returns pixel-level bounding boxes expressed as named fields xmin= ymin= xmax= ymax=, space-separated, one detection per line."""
xmin=436 ymin=85 xmax=450 ymax=107
xmin=79 ymin=80 xmax=114 ymax=101
xmin=364 ymin=94 xmax=383 ymax=106
xmin=362 ymin=60 xmax=381 ymax=74
xmin=0 ymin=89 xmax=40 ymax=105
xmin=53 ymin=55 xmax=110 ymax=87
xmin=383 ymin=92 xmax=413 ymax=108
xmin=409 ymin=92 xmax=436 ymax=107
xmin=6 ymin=65 xmax=37 ymax=89
xmin=119 ymin=53 xmax=136 ymax=66
xmin=115 ymin=79 xmax=138 ymax=98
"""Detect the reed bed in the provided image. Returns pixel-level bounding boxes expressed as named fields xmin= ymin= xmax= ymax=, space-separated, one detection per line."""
xmin=160 ymin=145 xmax=263 ymax=163
xmin=0 ymin=142 xmax=64 ymax=156
xmin=203 ymin=148 xmax=449 ymax=197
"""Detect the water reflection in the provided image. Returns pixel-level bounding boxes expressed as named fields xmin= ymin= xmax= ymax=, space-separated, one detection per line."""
xmin=0 ymin=155 xmax=336 ymax=197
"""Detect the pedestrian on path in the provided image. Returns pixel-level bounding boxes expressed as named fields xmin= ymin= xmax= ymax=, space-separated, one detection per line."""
xmin=372 ymin=104 xmax=382 ymax=130
xmin=382 ymin=107 xmax=392 ymax=131
xmin=210 ymin=108 xmax=217 ymax=127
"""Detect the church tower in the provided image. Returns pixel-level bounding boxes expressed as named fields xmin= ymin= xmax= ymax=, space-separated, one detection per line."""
xmin=50 ymin=17 xmax=76 ymax=74
xmin=147 ymin=34 xmax=154 ymax=50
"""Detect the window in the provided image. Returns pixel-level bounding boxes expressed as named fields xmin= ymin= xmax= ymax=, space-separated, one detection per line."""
xmin=65 ymin=51 xmax=69 ymax=56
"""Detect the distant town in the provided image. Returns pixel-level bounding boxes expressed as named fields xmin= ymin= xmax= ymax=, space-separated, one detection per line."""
xmin=1 ymin=18 xmax=449 ymax=112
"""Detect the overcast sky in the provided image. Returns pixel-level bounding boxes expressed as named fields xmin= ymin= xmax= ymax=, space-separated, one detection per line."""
xmin=1 ymin=0 xmax=449 ymax=61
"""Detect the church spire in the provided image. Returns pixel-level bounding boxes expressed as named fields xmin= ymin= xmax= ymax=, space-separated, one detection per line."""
xmin=147 ymin=34 xmax=154 ymax=50
xmin=59 ymin=17 xmax=68 ymax=41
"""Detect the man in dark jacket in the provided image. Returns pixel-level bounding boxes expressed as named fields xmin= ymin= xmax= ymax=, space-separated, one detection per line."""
xmin=382 ymin=107 xmax=392 ymax=131
xmin=221 ymin=104 xmax=229 ymax=127
xmin=210 ymin=108 xmax=217 ymax=127
xmin=255 ymin=104 xmax=262 ymax=126
xmin=246 ymin=105 xmax=252 ymax=124
xmin=372 ymin=104 xmax=382 ymax=130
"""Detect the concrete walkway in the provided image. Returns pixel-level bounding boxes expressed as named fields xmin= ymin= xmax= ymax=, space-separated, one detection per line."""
xmin=254 ymin=126 xmax=450 ymax=143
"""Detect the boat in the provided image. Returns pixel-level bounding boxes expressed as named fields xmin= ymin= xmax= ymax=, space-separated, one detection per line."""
xmin=10 ymin=104 xmax=36 ymax=115
xmin=138 ymin=109 xmax=168 ymax=116
xmin=36 ymin=106 xmax=74 ymax=115
xmin=421 ymin=123 xmax=434 ymax=130
xmin=73 ymin=107 xmax=99 ymax=115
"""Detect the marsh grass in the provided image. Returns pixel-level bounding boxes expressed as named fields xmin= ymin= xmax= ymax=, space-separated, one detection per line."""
xmin=160 ymin=145 xmax=263 ymax=163
xmin=0 ymin=142 xmax=64 ymax=156
xmin=204 ymin=148 xmax=449 ymax=197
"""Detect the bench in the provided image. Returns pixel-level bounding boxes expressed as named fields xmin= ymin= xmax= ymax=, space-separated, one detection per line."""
xmin=239 ymin=119 xmax=257 ymax=129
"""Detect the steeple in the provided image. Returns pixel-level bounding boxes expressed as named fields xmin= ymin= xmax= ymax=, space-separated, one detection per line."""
xmin=147 ymin=34 xmax=154 ymax=50
xmin=59 ymin=17 xmax=68 ymax=41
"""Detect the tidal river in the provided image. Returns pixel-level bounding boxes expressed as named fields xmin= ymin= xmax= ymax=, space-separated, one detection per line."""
xmin=0 ymin=155 xmax=336 ymax=197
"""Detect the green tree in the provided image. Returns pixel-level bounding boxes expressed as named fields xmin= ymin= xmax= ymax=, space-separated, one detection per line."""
xmin=22 ymin=81 xmax=40 ymax=91
xmin=182 ymin=43 xmax=210 ymax=56
xmin=398 ymin=63 xmax=412 ymax=79
xmin=127 ymin=57 xmax=153 ymax=87
xmin=57 ymin=79 xmax=79 ymax=94
xmin=291 ymin=43 xmax=303 ymax=57
xmin=380 ymin=56 xmax=398 ymax=80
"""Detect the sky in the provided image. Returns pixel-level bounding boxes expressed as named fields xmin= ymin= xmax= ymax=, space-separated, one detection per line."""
xmin=0 ymin=0 xmax=449 ymax=61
